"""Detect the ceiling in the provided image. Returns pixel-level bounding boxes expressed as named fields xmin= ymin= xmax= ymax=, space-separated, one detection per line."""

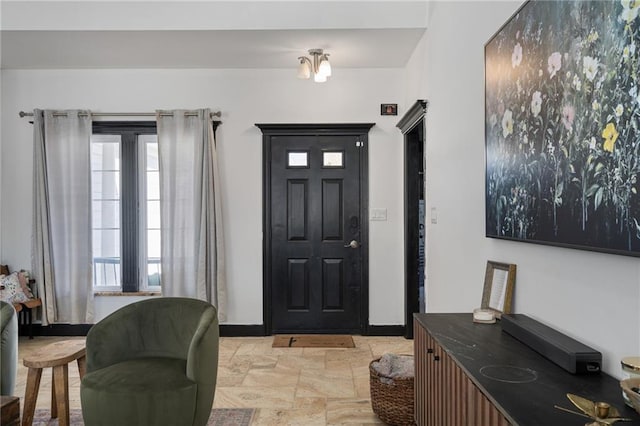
xmin=0 ymin=1 xmax=429 ymax=70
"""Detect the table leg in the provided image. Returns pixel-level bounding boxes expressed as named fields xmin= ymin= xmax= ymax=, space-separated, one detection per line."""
xmin=77 ymin=356 xmax=86 ymax=379
xmin=52 ymin=364 xmax=69 ymax=426
xmin=51 ymin=376 xmax=57 ymax=418
xmin=21 ymin=367 xmax=42 ymax=426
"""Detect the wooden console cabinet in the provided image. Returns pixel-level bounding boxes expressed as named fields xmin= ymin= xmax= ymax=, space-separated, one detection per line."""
xmin=414 ymin=314 xmax=640 ymax=426
xmin=415 ymin=317 xmax=508 ymax=426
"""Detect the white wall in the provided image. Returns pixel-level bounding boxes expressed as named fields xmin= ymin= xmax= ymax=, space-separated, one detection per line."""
xmin=0 ymin=68 xmax=406 ymax=325
xmin=417 ymin=0 xmax=640 ymax=377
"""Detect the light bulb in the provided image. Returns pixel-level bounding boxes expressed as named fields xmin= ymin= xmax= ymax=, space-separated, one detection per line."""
xmin=297 ymin=58 xmax=311 ymax=79
xmin=314 ymin=72 xmax=327 ymax=83
xmin=318 ymin=55 xmax=332 ymax=77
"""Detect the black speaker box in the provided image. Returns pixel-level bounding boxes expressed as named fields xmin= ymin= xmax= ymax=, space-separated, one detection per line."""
xmin=501 ymin=314 xmax=601 ymax=374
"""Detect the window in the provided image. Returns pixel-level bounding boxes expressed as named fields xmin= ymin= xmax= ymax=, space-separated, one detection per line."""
xmin=91 ymin=122 xmax=160 ymax=292
xmin=322 ymin=151 xmax=344 ymax=167
xmin=287 ymin=151 xmax=309 ymax=168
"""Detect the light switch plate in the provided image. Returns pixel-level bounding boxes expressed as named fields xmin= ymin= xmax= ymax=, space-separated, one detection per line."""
xmin=370 ymin=208 xmax=387 ymax=221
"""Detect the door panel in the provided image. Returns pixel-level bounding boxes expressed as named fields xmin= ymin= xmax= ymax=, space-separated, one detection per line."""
xmin=270 ymin=134 xmax=361 ymax=333
xmin=287 ymin=180 xmax=308 ymax=240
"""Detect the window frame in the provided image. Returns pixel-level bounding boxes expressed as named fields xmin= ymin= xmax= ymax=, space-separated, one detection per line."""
xmin=92 ymin=121 xmax=158 ymax=293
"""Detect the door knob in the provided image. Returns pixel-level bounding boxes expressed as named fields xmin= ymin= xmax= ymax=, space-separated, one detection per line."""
xmin=344 ymin=240 xmax=360 ymax=249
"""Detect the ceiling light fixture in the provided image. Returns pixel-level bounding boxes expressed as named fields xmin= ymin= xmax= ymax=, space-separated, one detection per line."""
xmin=297 ymin=49 xmax=332 ymax=83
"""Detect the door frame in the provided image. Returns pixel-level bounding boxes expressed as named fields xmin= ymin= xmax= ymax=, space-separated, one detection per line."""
xmin=396 ymin=100 xmax=428 ymax=338
xmin=256 ymin=123 xmax=374 ymax=335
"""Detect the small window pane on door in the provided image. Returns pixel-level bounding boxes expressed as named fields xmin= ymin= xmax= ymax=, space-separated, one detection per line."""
xmin=288 ymin=151 xmax=308 ymax=168
xmin=323 ymin=151 xmax=344 ymax=168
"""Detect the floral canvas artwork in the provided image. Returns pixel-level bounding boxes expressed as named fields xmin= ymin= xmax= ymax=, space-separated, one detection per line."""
xmin=485 ymin=0 xmax=640 ymax=257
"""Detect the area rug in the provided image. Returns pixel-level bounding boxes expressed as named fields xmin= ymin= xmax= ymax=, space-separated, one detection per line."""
xmin=272 ymin=334 xmax=355 ymax=348
xmin=31 ymin=408 xmax=256 ymax=426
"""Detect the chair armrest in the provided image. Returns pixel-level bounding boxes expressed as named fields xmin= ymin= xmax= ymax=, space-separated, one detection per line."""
xmin=186 ymin=306 xmax=218 ymax=384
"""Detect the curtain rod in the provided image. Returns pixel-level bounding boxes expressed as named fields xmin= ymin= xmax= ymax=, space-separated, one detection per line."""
xmin=19 ymin=110 xmax=222 ymax=118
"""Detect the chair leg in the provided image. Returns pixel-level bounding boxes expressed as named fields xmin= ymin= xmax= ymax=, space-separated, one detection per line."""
xmin=22 ymin=367 xmax=42 ymax=426
xmin=27 ymin=307 xmax=34 ymax=339
xmin=17 ymin=309 xmax=25 ymax=337
xmin=52 ymin=364 xmax=70 ymax=426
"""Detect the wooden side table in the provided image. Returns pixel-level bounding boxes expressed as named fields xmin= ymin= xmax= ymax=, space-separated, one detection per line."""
xmin=21 ymin=340 xmax=86 ymax=426
xmin=1 ymin=396 xmax=20 ymax=426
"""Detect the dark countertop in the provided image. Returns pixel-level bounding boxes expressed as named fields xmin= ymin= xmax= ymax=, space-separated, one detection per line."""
xmin=414 ymin=313 xmax=640 ymax=425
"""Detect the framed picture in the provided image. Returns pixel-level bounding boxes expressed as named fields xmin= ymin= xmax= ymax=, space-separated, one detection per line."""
xmin=485 ymin=1 xmax=640 ymax=257
xmin=380 ymin=104 xmax=397 ymax=116
xmin=481 ymin=261 xmax=516 ymax=319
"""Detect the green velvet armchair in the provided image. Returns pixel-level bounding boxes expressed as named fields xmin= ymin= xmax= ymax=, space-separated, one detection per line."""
xmin=0 ymin=301 xmax=18 ymax=396
xmin=81 ymin=297 xmax=219 ymax=426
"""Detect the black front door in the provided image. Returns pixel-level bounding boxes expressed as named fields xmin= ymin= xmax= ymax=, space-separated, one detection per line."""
xmin=258 ymin=124 xmax=373 ymax=334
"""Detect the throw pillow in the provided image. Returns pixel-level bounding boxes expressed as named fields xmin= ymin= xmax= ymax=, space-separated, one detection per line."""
xmin=0 ymin=272 xmax=32 ymax=304
xmin=17 ymin=272 xmax=34 ymax=298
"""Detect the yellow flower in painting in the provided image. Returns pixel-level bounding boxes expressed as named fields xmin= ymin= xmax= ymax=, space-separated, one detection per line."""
xmin=602 ymin=123 xmax=619 ymax=152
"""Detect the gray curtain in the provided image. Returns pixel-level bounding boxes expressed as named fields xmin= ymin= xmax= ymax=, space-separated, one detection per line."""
xmin=32 ymin=110 xmax=94 ymax=325
xmin=156 ymin=109 xmax=226 ymax=320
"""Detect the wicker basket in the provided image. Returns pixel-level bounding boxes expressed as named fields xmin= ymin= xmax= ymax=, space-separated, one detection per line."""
xmin=369 ymin=356 xmax=415 ymax=425
xmin=621 ymin=377 xmax=640 ymax=415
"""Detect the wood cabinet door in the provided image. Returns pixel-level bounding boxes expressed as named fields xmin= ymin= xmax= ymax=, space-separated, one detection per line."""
xmin=414 ymin=319 xmax=510 ymax=426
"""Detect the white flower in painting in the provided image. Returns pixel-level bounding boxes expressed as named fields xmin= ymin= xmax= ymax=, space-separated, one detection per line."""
xmin=589 ymin=137 xmax=597 ymax=150
xmin=583 ymin=56 xmax=599 ymax=81
xmin=502 ymin=109 xmax=514 ymax=138
xmin=592 ymin=100 xmax=601 ymax=110
xmin=615 ymin=103 xmax=624 ymax=116
xmin=531 ymin=91 xmax=542 ymax=117
xmin=547 ymin=52 xmax=562 ymax=78
xmin=512 ymin=43 xmax=523 ymax=68
xmin=587 ymin=30 xmax=599 ymax=43
xmin=539 ymin=69 xmax=543 ymax=77
xmin=490 ymin=113 xmax=498 ymax=128
xmin=621 ymin=0 xmax=640 ymax=22
xmin=573 ymin=75 xmax=582 ymax=90
xmin=547 ymin=141 xmax=555 ymax=155
xmin=562 ymin=105 xmax=576 ymax=131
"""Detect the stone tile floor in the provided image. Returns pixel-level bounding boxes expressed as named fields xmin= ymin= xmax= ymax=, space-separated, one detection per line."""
xmin=14 ymin=335 xmax=414 ymax=425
